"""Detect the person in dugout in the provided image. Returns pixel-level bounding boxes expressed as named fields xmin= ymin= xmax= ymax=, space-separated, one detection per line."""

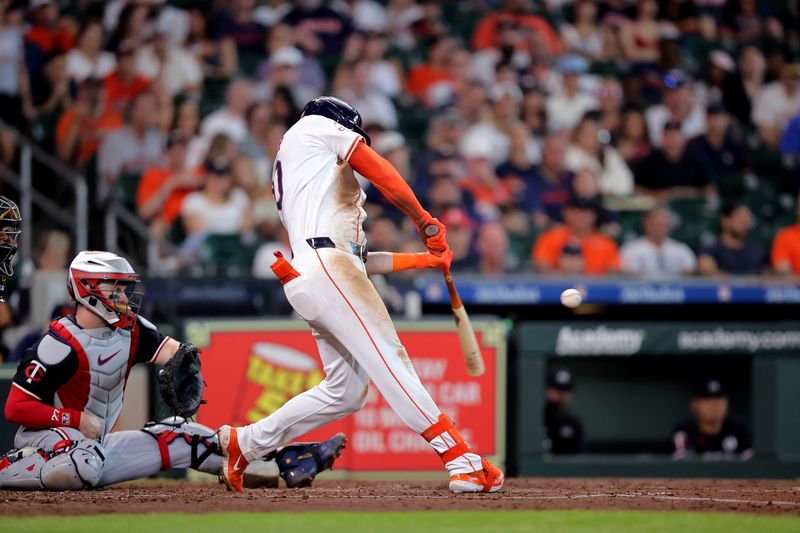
xmin=543 ymin=368 xmax=585 ymax=454
xmin=672 ymin=378 xmax=753 ymax=460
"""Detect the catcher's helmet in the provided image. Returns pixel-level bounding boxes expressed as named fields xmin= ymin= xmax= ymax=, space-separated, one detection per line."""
xmin=0 ymin=196 xmax=21 ymax=279
xmin=302 ymin=96 xmax=371 ymax=146
xmin=67 ymin=251 xmax=143 ymax=330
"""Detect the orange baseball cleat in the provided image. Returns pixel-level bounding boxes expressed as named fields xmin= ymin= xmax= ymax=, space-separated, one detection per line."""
xmin=217 ymin=425 xmax=249 ymax=492
xmin=449 ymin=458 xmax=504 ymax=494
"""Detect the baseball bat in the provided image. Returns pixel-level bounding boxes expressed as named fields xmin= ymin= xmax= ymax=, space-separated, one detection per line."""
xmin=425 ymin=225 xmax=485 ymax=377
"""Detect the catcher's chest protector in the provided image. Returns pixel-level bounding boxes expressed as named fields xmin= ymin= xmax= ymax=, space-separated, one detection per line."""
xmin=54 ymin=318 xmax=132 ymax=438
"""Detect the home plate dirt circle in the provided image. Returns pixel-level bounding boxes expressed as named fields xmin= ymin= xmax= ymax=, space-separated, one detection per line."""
xmin=1 ymin=478 xmax=798 ymax=516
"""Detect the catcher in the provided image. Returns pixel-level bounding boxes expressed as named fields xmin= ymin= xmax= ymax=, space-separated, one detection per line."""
xmin=0 ymin=250 xmax=345 ymax=490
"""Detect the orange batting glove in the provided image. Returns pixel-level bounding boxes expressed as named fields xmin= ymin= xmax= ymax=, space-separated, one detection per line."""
xmin=418 ymin=217 xmax=448 ymax=256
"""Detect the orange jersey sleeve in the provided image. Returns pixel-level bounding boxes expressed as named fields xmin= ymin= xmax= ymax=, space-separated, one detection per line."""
xmin=348 ymin=141 xmax=431 ymax=228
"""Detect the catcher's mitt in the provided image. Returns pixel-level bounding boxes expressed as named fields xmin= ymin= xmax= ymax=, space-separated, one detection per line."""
xmin=158 ymin=343 xmax=204 ymax=417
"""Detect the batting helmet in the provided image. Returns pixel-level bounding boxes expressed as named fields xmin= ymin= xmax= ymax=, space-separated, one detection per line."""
xmin=302 ymin=96 xmax=371 ymax=146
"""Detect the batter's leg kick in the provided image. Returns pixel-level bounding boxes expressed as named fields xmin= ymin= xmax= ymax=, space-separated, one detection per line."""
xmin=0 ymin=417 xmax=345 ymax=490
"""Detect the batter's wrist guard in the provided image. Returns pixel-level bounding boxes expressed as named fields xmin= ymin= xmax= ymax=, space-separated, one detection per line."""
xmin=391 ymin=253 xmax=428 ymax=272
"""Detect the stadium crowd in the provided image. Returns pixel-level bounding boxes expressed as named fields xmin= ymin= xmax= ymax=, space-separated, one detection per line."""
xmin=0 ymin=0 xmax=799 ymax=278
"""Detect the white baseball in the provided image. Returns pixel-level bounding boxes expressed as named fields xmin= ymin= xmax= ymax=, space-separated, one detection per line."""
xmin=560 ymin=288 xmax=582 ymax=309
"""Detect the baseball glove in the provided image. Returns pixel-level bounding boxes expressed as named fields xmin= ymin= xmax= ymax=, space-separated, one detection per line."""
xmin=158 ymin=343 xmax=204 ymax=418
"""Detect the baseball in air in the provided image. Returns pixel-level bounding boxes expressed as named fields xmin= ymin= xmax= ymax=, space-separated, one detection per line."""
xmin=560 ymin=288 xmax=583 ymax=308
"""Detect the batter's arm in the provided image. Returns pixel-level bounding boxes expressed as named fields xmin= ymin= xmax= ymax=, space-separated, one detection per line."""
xmin=348 ymin=143 xmax=432 ymax=228
xmin=365 ymin=250 xmax=453 ymax=275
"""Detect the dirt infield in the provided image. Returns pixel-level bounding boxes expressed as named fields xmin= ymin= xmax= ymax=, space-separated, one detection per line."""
xmin=1 ymin=478 xmax=799 ymax=516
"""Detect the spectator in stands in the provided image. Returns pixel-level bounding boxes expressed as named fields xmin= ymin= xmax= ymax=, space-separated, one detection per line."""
xmin=97 ymin=91 xmax=164 ymax=204
xmin=532 ymin=195 xmax=620 ymax=275
xmin=283 ymin=0 xmax=354 ymax=62
xmin=615 ymin=107 xmax=651 ymax=168
xmin=566 ymin=111 xmax=634 ymax=197
xmin=471 ymin=1 xmax=560 ymax=56
xmin=106 ymin=2 xmax=149 ymax=54
xmin=66 ymin=20 xmax=115 ymax=84
xmin=560 ymin=0 xmax=608 ymax=62
xmin=475 ymin=221 xmax=515 ymax=275
xmin=698 ymin=202 xmax=767 ymax=275
xmin=56 ymin=77 xmax=123 ymax=166
xmin=752 ymin=62 xmax=800 ymax=149
xmin=334 ymin=59 xmax=398 ymax=130
xmin=635 ymin=121 xmax=713 ymax=199
xmin=200 ymin=78 xmax=254 ymax=144
xmin=137 ymin=131 xmax=204 ymax=238
xmin=497 ymin=121 xmax=539 ymax=207
xmin=620 ymin=206 xmax=696 ymax=277
xmin=686 ymin=103 xmax=749 ymax=183
xmin=181 ymin=158 xmax=253 ymax=237
xmin=545 ymin=54 xmax=597 ymax=133
xmin=173 ymin=97 xmax=205 ymax=170
xmin=0 ymin=1 xmax=32 ymax=163
xmin=464 ymin=15 xmax=518 ymax=86
xmin=728 ymin=46 xmax=765 ymax=127
xmin=458 ymin=134 xmax=513 ymax=220
xmin=525 ymin=132 xmax=574 ymax=228
xmin=771 ymin=195 xmax=800 ymax=276
xmin=257 ymin=39 xmax=324 ymax=106
xmin=781 ymin=112 xmax=800 ymax=193
xmin=136 ymin=26 xmax=203 ymax=98
xmin=544 ymin=368 xmax=585 ymax=455
xmin=9 ymin=303 xmax=74 ymax=363
xmin=405 ymin=35 xmax=456 ymax=106
xmin=460 ymin=81 xmax=521 ymax=167
xmin=268 ymin=85 xmax=301 ymax=128
xmin=30 ymin=50 xmax=72 ymax=140
xmin=645 ymin=69 xmax=706 ymax=148
xmin=214 ymin=0 xmax=268 ymax=61
xmin=425 ymin=177 xmax=475 ymax=224
xmin=365 ymin=217 xmax=400 ymax=253
xmin=441 ymin=208 xmax=477 ymax=270
xmin=360 ymin=31 xmax=402 ymax=98
xmin=618 ymin=0 xmax=665 ymax=67
xmin=596 ymin=79 xmax=624 ymax=137
xmin=24 ymin=0 xmax=74 ymax=79
xmin=672 ymin=378 xmax=752 ymax=460
xmin=102 ymin=40 xmax=151 ymax=116
xmin=238 ymin=102 xmax=272 ymax=185
xmin=185 ymin=6 xmax=236 ymax=77
xmin=414 ymin=110 xmax=466 ymax=190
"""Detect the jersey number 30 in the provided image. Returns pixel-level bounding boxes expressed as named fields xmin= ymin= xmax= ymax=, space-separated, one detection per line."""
xmin=272 ymin=160 xmax=284 ymax=210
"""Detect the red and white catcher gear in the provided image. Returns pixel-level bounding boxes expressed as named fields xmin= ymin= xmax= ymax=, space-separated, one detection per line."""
xmin=67 ymin=251 xmax=143 ymax=330
xmin=422 ymin=414 xmax=504 ymax=493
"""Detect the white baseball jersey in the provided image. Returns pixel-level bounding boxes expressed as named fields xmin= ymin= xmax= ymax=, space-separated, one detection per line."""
xmin=273 ymin=115 xmax=367 ymax=254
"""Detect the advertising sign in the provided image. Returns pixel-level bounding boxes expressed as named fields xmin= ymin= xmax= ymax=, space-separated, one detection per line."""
xmin=185 ymin=320 xmax=506 ymax=471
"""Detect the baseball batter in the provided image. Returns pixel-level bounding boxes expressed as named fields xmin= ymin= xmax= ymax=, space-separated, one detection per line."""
xmin=0 ymin=250 xmax=344 ymax=490
xmin=218 ymin=97 xmax=504 ymax=494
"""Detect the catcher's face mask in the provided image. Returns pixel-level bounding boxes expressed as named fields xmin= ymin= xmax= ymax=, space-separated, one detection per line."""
xmin=0 ymin=196 xmax=21 ymax=302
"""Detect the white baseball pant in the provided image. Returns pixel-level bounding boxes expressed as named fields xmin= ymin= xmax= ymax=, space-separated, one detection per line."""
xmin=238 ymin=246 xmax=483 ymax=474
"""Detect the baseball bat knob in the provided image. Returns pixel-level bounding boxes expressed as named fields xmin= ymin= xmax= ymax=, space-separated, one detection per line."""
xmin=424 ymin=224 xmax=439 ymax=237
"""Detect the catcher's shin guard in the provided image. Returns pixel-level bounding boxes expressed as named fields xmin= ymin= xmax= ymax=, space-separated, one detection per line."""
xmin=421 ymin=414 xmax=504 ymax=493
xmin=0 ymin=440 xmax=105 ymax=490
xmin=274 ymin=433 xmax=347 ymax=488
